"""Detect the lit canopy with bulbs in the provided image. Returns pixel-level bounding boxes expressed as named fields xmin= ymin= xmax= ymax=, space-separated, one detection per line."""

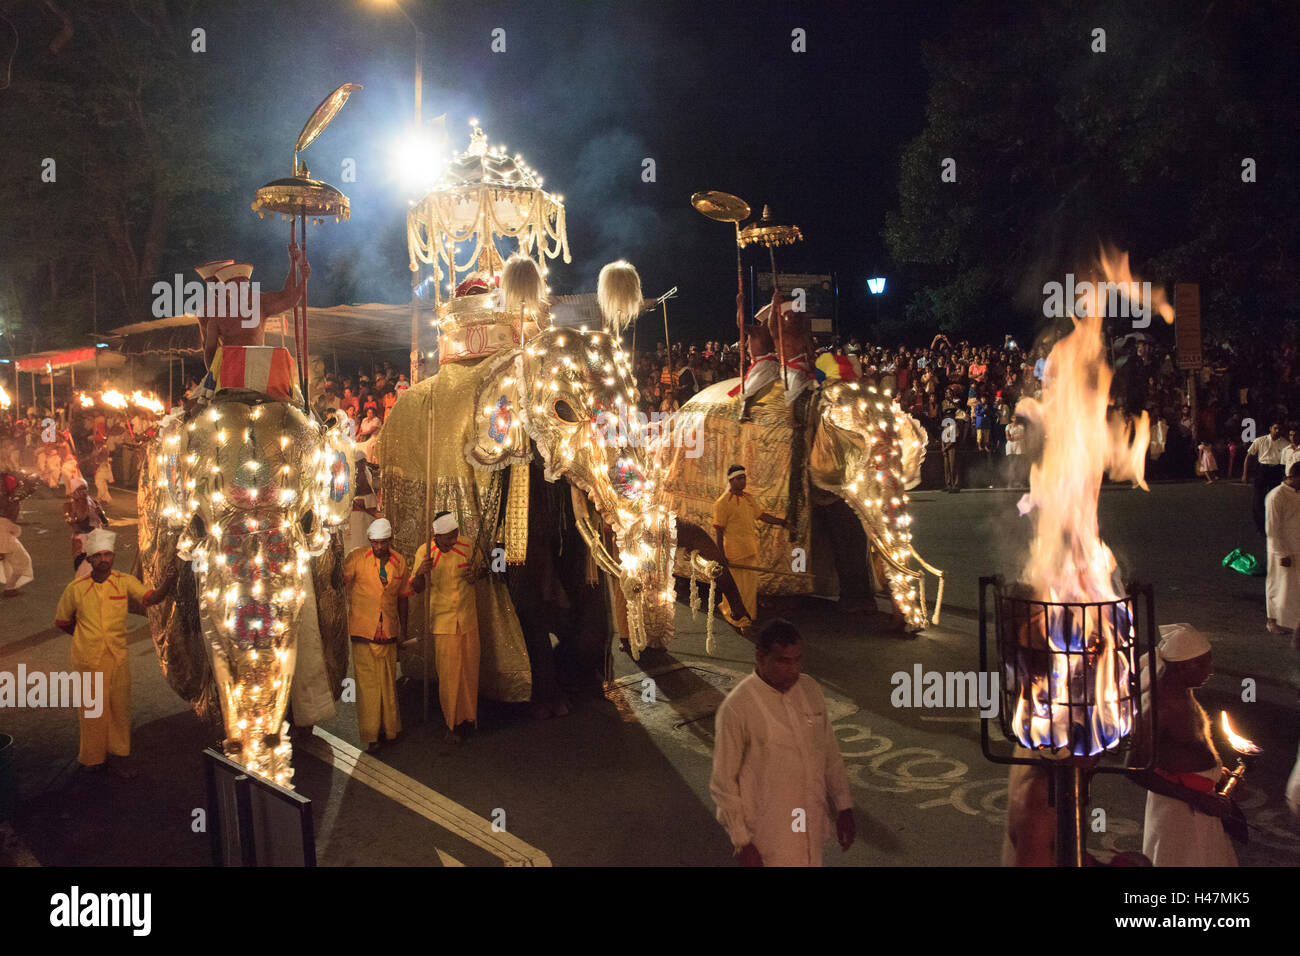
xmin=406 ymin=124 xmax=571 ymax=300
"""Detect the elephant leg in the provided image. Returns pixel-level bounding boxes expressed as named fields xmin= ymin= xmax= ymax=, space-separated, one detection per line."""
xmin=519 ymin=614 xmax=564 ymax=709
xmin=554 ymin=581 xmax=611 ymax=696
xmin=817 ymin=500 xmax=874 ymax=612
xmin=786 ymin=390 xmax=813 ymax=528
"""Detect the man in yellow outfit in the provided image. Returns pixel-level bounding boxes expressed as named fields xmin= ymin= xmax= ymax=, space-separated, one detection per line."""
xmin=713 ymin=464 xmax=793 ymax=629
xmin=53 ymin=528 xmax=178 ymax=776
xmin=342 ymin=518 xmax=409 ymax=755
xmin=410 ymin=511 xmax=479 ymax=744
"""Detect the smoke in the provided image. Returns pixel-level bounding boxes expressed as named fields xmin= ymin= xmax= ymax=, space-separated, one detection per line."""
xmin=565 ymin=129 xmax=669 ymax=289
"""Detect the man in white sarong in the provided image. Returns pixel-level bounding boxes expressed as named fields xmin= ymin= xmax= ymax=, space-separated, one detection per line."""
xmin=710 ymin=619 xmax=855 ymax=866
xmin=1141 ymin=623 xmax=1238 ymax=867
xmin=0 ymin=472 xmax=34 ymax=596
xmin=1264 ymin=462 xmax=1300 ymax=640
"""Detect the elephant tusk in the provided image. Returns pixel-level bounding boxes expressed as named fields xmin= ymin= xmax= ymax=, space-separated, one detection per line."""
xmin=570 ymin=488 xmax=624 ymax=578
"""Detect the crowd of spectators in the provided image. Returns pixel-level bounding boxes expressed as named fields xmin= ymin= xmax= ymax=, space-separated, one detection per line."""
xmin=311 ymin=361 xmax=410 ymax=447
xmin=630 ymin=329 xmax=1299 ymax=489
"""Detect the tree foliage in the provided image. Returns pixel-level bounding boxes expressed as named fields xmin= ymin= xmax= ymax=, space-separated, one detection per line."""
xmin=0 ymin=0 xmax=243 ymax=351
xmin=883 ymin=0 xmax=1300 ymax=340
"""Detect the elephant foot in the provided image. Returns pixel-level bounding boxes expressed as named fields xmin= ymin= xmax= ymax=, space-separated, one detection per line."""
xmin=442 ymin=730 xmax=462 ymax=745
xmin=365 ymin=741 xmax=382 ymax=755
xmin=530 ymin=699 xmax=571 ymax=720
xmin=839 ymin=598 xmax=875 ymax=615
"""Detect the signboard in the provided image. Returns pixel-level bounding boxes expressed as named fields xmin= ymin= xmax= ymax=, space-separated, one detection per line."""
xmin=755 ymin=273 xmax=834 ymax=320
xmin=1174 ymin=283 xmax=1202 ymax=370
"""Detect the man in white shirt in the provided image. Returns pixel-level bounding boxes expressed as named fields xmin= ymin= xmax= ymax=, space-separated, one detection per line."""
xmin=1265 ymin=462 xmax=1300 ymax=639
xmin=1243 ymin=421 xmax=1288 ymax=535
xmin=1281 ymin=426 xmax=1300 ymax=476
xmin=710 ymin=619 xmax=855 ymax=866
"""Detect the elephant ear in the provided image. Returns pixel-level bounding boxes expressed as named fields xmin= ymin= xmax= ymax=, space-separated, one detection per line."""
xmin=466 ymin=351 xmax=532 ymax=471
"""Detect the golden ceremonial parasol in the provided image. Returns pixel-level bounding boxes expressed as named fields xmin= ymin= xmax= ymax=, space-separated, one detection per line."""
xmin=251 ymin=82 xmax=362 ymax=401
xmin=406 ymin=124 xmax=570 ymax=310
xmin=738 ymin=205 xmax=803 ymax=387
xmin=690 ymin=190 xmax=751 ymax=391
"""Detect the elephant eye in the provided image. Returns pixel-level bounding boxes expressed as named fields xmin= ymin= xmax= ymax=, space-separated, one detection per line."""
xmin=553 ymin=398 xmax=581 ymax=423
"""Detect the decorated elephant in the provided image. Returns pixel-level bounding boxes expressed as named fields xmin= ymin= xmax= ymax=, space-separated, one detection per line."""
xmin=662 ymin=375 xmax=943 ymax=633
xmin=138 ymin=387 xmax=354 ymax=785
xmin=376 ymin=260 xmax=684 ymax=717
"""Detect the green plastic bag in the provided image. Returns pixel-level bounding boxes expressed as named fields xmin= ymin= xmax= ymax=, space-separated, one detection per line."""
xmin=1222 ymin=548 xmax=1265 ymax=577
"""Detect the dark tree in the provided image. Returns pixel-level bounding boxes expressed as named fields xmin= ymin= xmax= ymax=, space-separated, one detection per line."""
xmin=884 ymin=0 xmax=1300 ymax=340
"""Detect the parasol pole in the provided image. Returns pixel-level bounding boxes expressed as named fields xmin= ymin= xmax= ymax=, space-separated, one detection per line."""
xmin=736 ymin=222 xmax=746 ymax=405
xmin=300 ymin=206 xmax=310 ymax=405
xmin=769 ymin=246 xmax=788 ymax=390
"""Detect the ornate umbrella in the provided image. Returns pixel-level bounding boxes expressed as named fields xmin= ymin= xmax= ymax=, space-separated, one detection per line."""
xmin=690 ymin=190 xmax=751 ymax=392
xmin=738 ymin=205 xmax=803 ymax=386
xmin=406 ymin=125 xmax=571 ymax=308
xmin=251 ymin=83 xmax=361 ymax=401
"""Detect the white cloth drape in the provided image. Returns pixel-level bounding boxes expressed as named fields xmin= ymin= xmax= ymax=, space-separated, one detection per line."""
xmin=710 ymin=672 xmax=852 ymax=866
xmin=1265 ymin=482 xmax=1300 ymax=628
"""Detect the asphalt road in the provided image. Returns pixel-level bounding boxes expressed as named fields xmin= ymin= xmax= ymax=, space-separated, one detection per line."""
xmin=1 ymin=479 xmax=1297 ymax=866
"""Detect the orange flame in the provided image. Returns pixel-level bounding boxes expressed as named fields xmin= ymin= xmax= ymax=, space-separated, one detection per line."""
xmin=1097 ymin=245 xmax=1174 ymax=325
xmin=77 ymin=392 xmax=96 ymax=408
xmin=1220 ymin=712 xmax=1262 ymax=755
xmin=129 ymin=390 xmax=165 ymax=415
xmin=0 ymin=385 xmax=10 ymax=410
xmin=100 ymin=389 xmax=128 ymax=410
xmin=1010 ymin=246 xmax=1155 ymax=753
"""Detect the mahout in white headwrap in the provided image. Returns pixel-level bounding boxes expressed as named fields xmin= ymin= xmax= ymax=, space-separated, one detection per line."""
xmin=1157 ymin=623 xmax=1211 ymax=662
xmin=432 ymin=510 xmax=458 ymax=535
xmin=85 ymin=528 xmax=117 ymax=556
xmin=367 ymin=518 xmax=393 ymax=540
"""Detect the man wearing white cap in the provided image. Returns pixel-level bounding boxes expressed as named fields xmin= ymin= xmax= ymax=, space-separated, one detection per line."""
xmin=342 ymin=518 xmax=410 ymax=754
xmin=193 ymin=243 xmax=309 ymax=404
xmin=713 ymin=465 xmax=793 ymax=629
xmin=53 ymin=528 xmax=178 ymax=775
xmin=1140 ymin=623 xmax=1238 ymax=866
xmin=410 ymin=511 xmax=479 ymax=743
xmin=1264 ymin=461 xmax=1300 ymax=640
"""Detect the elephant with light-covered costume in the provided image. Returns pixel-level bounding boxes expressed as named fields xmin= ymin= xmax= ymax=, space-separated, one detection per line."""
xmin=376 ymin=280 xmax=683 ymax=713
xmin=662 ymin=375 xmax=942 ymax=633
xmin=138 ymin=390 xmax=354 ymax=784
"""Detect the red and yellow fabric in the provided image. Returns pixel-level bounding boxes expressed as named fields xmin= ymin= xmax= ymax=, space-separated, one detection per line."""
xmin=342 ymin=547 xmax=410 ymax=641
xmin=53 ymin=571 xmax=152 ymax=765
xmin=815 ymin=352 xmax=858 ymax=383
xmin=411 ymin=539 xmax=479 ymax=728
xmin=209 ymin=345 xmax=298 ymax=402
xmin=343 ymin=547 xmax=409 ymax=744
xmin=713 ymin=491 xmax=762 ymax=624
xmin=410 ymin=540 xmax=474 ymax=633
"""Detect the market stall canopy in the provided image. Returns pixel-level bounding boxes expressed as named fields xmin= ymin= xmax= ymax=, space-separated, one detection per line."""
xmin=105 ymin=303 xmax=421 ymax=357
xmin=13 ymin=346 xmax=125 ymax=372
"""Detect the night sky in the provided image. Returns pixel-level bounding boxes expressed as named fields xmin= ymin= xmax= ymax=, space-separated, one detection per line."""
xmin=3 ymin=0 xmax=950 ymax=346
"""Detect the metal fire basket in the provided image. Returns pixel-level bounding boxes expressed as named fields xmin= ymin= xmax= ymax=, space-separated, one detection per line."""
xmin=978 ymin=576 xmax=1159 ymax=866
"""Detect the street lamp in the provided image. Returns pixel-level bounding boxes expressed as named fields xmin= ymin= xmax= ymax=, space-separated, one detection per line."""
xmin=369 ymin=0 xmax=427 ymax=383
xmin=868 ymin=276 xmax=886 ymax=328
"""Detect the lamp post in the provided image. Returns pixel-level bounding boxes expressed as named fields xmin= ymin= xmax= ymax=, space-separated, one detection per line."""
xmin=868 ymin=276 xmax=886 ymax=330
xmin=373 ymin=0 xmax=426 ymax=384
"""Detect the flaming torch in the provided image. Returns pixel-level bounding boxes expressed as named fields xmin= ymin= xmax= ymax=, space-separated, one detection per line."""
xmin=981 ymin=247 xmax=1168 ymax=866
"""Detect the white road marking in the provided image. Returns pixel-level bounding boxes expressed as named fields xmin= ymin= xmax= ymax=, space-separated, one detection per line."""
xmin=301 ymin=726 xmax=551 ymax=867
